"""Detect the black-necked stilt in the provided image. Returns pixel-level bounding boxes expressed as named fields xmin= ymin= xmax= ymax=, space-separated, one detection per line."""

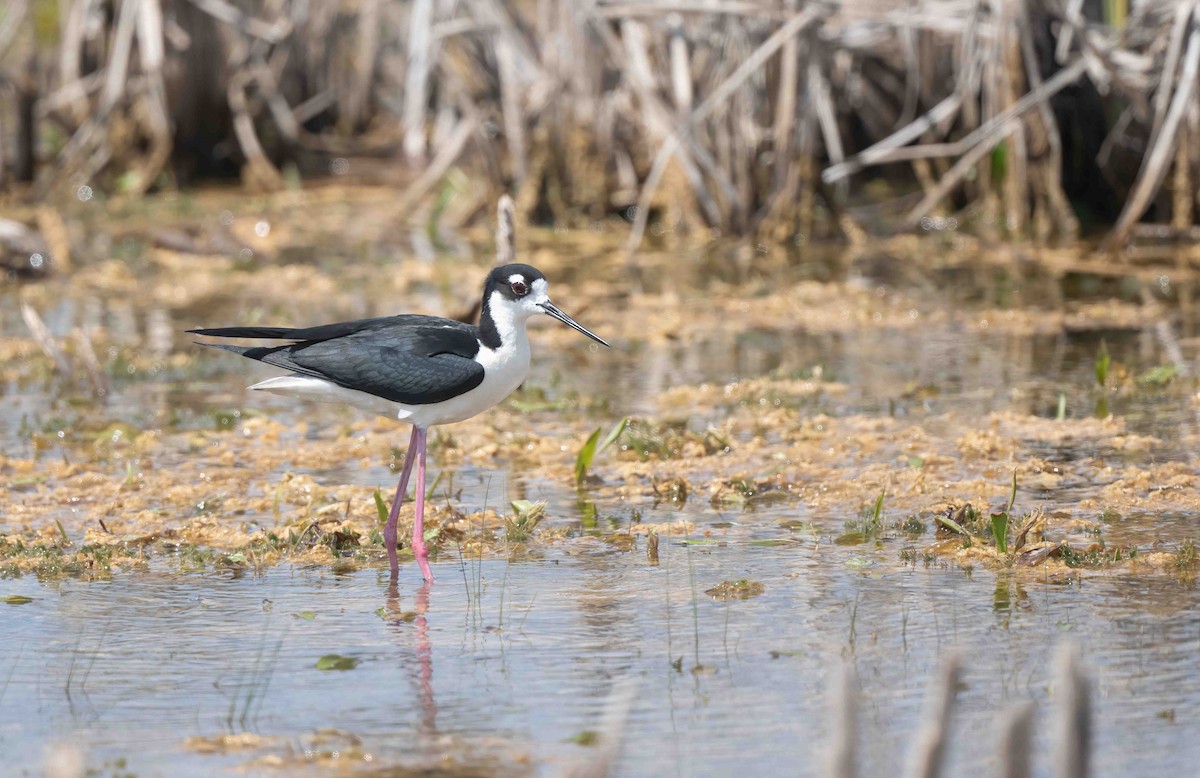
xmin=190 ymin=263 xmax=609 ymax=582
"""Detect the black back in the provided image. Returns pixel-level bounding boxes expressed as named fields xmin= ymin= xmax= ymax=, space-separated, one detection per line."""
xmin=190 ymin=315 xmax=486 ymax=405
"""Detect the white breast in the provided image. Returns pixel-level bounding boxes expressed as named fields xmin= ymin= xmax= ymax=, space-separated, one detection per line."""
xmin=403 ymin=333 xmax=530 ymax=427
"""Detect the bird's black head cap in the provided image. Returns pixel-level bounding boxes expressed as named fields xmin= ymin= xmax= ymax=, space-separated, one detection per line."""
xmin=486 ymin=263 xmax=546 ymax=301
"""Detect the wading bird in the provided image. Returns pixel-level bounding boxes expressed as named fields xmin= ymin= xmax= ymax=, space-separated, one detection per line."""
xmin=190 ymin=263 xmax=609 ymax=582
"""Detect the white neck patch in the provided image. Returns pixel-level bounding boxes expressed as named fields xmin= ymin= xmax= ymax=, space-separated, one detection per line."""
xmin=486 ymin=289 xmax=528 ymax=350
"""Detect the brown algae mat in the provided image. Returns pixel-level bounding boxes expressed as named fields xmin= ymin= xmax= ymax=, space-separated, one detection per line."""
xmin=2 ymin=188 xmax=1199 ymax=584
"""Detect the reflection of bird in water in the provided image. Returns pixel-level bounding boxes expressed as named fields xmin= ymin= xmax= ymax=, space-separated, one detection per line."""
xmin=190 ymin=263 xmax=608 ymax=582
xmin=386 ymin=582 xmax=436 ymax=733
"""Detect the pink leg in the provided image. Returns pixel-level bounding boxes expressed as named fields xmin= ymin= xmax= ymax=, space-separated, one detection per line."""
xmin=411 ymin=427 xmax=435 ymax=582
xmin=385 ymin=426 xmax=420 ymax=580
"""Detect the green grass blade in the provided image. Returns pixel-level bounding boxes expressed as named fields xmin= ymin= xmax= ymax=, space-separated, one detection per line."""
xmin=991 ymin=512 xmax=1009 ymax=554
xmin=574 ymin=428 xmax=602 ymax=485
xmin=597 ymin=416 xmax=630 ymax=456
xmin=936 ymin=514 xmax=970 ymax=536
xmin=1094 ymin=339 xmax=1110 ymax=387
xmin=373 ymin=489 xmax=388 ymax=525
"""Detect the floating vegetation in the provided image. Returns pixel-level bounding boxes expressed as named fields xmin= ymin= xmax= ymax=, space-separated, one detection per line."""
xmin=923 ymin=469 xmax=1171 ymax=574
xmin=1137 ymin=365 xmax=1180 ymax=387
xmin=650 ymin=477 xmax=689 ymax=505
xmin=1058 ymin=544 xmax=1138 ymax=568
xmin=1173 ymin=540 xmax=1196 ymax=577
xmin=704 ymin=580 xmax=766 ymax=601
xmin=314 ymin=655 xmax=359 ymax=671
xmin=617 ymin=418 xmax=732 ymax=462
xmin=184 ymin=733 xmax=272 ymax=754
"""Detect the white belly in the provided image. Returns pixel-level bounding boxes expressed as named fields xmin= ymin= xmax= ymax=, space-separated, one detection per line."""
xmin=247 ymin=337 xmax=531 ymax=429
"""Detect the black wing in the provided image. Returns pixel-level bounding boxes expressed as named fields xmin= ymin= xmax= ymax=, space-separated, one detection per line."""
xmin=188 ymin=317 xmax=397 ymax=341
xmin=193 ymin=315 xmax=485 ymax=405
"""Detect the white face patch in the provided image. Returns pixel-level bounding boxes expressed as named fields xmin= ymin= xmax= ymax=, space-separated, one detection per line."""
xmin=491 ymin=274 xmax=551 ymax=333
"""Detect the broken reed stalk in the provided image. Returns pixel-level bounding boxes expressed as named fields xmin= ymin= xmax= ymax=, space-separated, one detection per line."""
xmin=826 ymin=645 xmax=1092 ymax=778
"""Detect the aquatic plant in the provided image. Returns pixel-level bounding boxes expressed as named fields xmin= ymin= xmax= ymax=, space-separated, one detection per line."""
xmin=1174 ymin=540 xmax=1197 ymax=577
xmin=1137 ymin=365 xmax=1179 ymax=386
xmin=989 ymin=471 xmax=1019 ymax=555
xmin=574 ymin=416 xmax=629 ymax=484
xmin=837 ymin=492 xmax=885 ymax=545
xmin=315 ymin=654 xmax=358 ymax=671
xmin=1094 ymin=340 xmax=1110 ymax=387
xmin=621 ymin=418 xmax=729 ymax=462
xmin=1058 ymin=544 xmax=1137 ymax=568
xmin=504 ymin=500 xmax=546 ymax=542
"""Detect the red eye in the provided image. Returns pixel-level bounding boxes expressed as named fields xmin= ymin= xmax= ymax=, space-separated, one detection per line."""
xmin=511 ymin=280 xmax=528 ymax=296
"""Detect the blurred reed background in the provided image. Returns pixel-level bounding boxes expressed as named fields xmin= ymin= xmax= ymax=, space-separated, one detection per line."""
xmin=0 ymin=0 xmax=1195 ymax=251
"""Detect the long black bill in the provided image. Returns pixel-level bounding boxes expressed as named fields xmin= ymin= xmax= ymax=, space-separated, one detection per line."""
xmin=539 ymin=301 xmax=610 ymax=347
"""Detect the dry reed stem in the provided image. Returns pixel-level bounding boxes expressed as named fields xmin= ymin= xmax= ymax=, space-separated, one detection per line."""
xmin=496 ymin=34 xmax=527 ymax=184
xmin=566 ymin=678 xmax=637 ymax=778
xmin=72 ymin=329 xmax=110 ymax=398
xmin=20 ymin=302 xmax=71 ymax=377
xmin=4 ymin=0 xmax=1195 ymax=246
xmin=825 ymin=663 xmax=858 ymax=778
xmin=403 ymin=0 xmax=434 ymax=162
xmin=1105 ymin=22 xmax=1200 ymax=250
xmin=1052 ymin=643 xmax=1090 ymax=778
xmin=391 ymin=112 xmax=481 ymax=220
xmin=495 ymin=194 xmax=517 ymax=267
xmin=903 ymin=58 xmax=1088 ymax=228
xmin=997 ymin=703 xmax=1034 ymax=778
xmin=903 ymin=652 xmax=961 ymax=778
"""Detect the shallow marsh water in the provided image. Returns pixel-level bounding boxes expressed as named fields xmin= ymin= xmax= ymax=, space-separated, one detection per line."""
xmin=2 ymin=189 xmax=1199 ymax=776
